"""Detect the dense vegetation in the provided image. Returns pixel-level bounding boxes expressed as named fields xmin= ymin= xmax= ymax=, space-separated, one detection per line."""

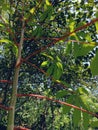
xmin=0 ymin=0 xmax=98 ymax=130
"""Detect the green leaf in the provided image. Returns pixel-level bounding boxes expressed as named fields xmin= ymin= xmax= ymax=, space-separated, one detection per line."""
xmin=53 ymin=62 xmax=63 ymax=80
xmin=30 ymin=8 xmax=35 ymax=14
xmin=90 ymin=117 xmax=98 ymax=128
xmin=0 ymin=39 xmax=18 ymax=57
xmin=76 ymin=87 xmax=90 ymax=95
xmin=95 ymin=21 xmax=98 ymax=33
xmin=56 ymin=90 xmax=68 ymax=98
xmin=83 ymin=113 xmax=90 ymax=129
xmin=0 ymin=23 xmax=4 ymax=27
xmin=4 ymin=42 xmax=18 ymax=57
xmin=32 ymin=26 xmax=43 ymax=38
xmin=56 ymin=62 xmax=63 ymax=71
xmin=66 ymin=42 xmax=95 ymax=57
xmin=62 ymin=105 xmax=71 ymax=114
xmin=41 ymin=61 xmax=50 ymax=67
xmin=94 ymin=103 xmax=98 ymax=112
xmin=90 ymin=51 xmax=98 ymax=76
xmin=0 ymin=39 xmax=11 ymax=44
xmin=57 ymin=80 xmax=71 ymax=88
xmin=85 ymin=33 xmax=92 ymax=42
xmin=40 ymin=6 xmax=53 ymax=22
xmin=62 ymin=96 xmax=74 ymax=114
xmin=12 ymin=44 xmax=18 ymax=57
xmin=79 ymin=94 xmax=97 ymax=112
xmin=95 ymin=12 xmax=98 ymax=33
xmin=73 ymin=42 xmax=95 ymax=57
xmin=65 ymin=41 xmax=72 ymax=54
xmin=47 ymin=65 xmax=54 ymax=76
xmin=69 ymin=19 xmax=75 ymax=32
xmin=73 ymin=109 xmax=81 ymax=127
xmin=41 ymin=53 xmax=54 ymax=60
xmin=76 ymin=31 xmax=86 ymax=41
xmin=56 ymin=56 xmax=61 ymax=62
xmin=46 ymin=0 xmax=51 ymax=6
xmin=77 ymin=21 xmax=86 ymax=28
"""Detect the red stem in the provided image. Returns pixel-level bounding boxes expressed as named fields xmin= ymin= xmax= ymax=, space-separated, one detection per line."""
xmin=0 ymin=104 xmax=12 ymax=111
xmin=0 ymin=80 xmax=12 ymax=84
xmin=17 ymin=93 xmax=98 ymax=118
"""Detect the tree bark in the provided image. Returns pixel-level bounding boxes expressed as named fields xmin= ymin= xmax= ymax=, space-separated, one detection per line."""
xmin=7 ymin=20 xmax=25 ymax=130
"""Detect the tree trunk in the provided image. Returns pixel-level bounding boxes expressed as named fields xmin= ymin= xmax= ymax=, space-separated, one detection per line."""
xmin=7 ymin=20 xmax=25 ymax=130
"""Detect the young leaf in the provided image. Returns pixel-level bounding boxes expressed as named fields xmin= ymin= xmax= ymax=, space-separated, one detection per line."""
xmin=95 ymin=12 xmax=98 ymax=33
xmin=0 ymin=23 xmax=4 ymax=27
xmin=46 ymin=0 xmax=51 ymax=6
xmin=53 ymin=63 xmax=63 ymax=80
xmin=85 ymin=33 xmax=92 ymax=42
xmin=30 ymin=8 xmax=35 ymax=14
xmin=0 ymin=39 xmax=11 ymax=44
xmin=56 ymin=62 xmax=63 ymax=71
xmin=41 ymin=61 xmax=50 ymax=67
xmin=41 ymin=53 xmax=54 ymax=60
xmin=69 ymin=19 xmax=75 ymax=32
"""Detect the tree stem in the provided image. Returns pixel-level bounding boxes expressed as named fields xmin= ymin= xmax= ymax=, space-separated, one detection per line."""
xmin=7 ymin=20 xmax=25 ymax=130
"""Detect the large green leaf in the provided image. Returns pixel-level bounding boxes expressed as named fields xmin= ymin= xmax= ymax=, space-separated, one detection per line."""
xmin=73 ymin=109 xmax=81 ymax=127
xmin=66 ymin=42 xmax=95 ymax=57
xmin=79 ymin=95 xmax=93 ymax=110
xmin=83 ymin=113 xmax=90 ymax=129
xmin=73 ymin=43 xmax=95 ymax=57
xmin=62 ymin=96 xmax=74 ymax=114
